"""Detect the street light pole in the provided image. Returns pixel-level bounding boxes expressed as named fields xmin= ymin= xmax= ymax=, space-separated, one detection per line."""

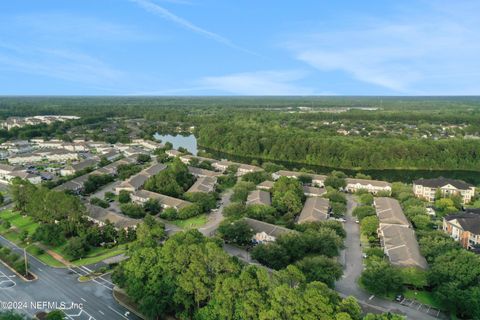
xmin=24 ymin=242 xmax=29 ymax=277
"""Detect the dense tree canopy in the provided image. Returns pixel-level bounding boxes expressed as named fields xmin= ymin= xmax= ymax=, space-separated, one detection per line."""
xmin=113 ymin=229 xmax=391 ymax=320
xmin=198 ymin=122 xmax=480 ymax=171
xmin=144 ymin=158 xmax=194 ymax=197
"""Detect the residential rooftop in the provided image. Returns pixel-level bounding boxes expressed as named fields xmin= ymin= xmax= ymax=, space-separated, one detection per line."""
xmin=246 ymin=189 xmax=271 ymax=206
xmin=374 ymin=197 xmax=410 ymax=226
xmin=444 ymin=211 xmax=480 ymax=234
xmin=243 ymin=217 xmax=296 ymax=239
xmin=413 ymin=177 xmax=473 ymax=189
xmin=379 ymin=224 xmax=428 ymax=269
xmin=346 ymin=178 xmax=392 ymax=188
xmin=187 ymin=176 xmax=217 ymax=193
xmin=133 ymin=190 xmax=192 ymax=210
xmin=297 ymin=197 xmax=329 ymax=224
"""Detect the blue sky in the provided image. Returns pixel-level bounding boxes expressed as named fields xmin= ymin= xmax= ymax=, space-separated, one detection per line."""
xmin=0 ymin=0 xmax=479 ymax=95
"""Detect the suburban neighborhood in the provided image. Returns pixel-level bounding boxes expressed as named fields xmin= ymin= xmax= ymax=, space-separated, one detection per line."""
xmin=1 ymin=0 xmax=480 ymax=316
xmin=0 ymin=130 xmax=478 ymax=319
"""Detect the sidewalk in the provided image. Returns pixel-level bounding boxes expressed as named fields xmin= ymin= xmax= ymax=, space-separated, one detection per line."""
xmin=36 ymin=243 xmax=71 ymax=267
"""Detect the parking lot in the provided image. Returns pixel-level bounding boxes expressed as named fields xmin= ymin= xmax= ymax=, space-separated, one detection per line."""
xmin=0 ymin=268 xmax=15 ymax=289
xmin=399 ymin=298 xmax=447 ymax=319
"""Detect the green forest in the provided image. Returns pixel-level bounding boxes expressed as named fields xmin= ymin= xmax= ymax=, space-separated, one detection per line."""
xmin=197 ymin=123 xmax=480 ymax=170
xmin=1 ymin=96 xmax=480 ymax=173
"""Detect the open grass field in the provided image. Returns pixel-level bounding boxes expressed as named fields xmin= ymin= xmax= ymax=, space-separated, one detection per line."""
xmin=171 ymin=214 xmax=207 ymax=229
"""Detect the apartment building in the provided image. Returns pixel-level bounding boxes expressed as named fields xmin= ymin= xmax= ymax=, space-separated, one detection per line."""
xmin=443 ymin=210 xmax=480 ymax=250
xmin=413 ymin=178 xmax=475 ymax=204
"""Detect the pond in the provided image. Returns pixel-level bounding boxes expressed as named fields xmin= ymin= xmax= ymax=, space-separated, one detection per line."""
xmin=153 ymin=133 xmax=198 ymax=155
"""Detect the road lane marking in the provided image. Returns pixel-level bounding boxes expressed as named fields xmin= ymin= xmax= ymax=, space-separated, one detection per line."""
xmin=81 ymin=298 xmax=87 ymax=302
xmin=81 ymin=265 xmax=93 ymax=272
xmin=108 ymin=306 xmax=130 ymax=319
xmin=368 ymin=295 xmax=375 ymax=300
xmin=99 ymin=310 xmax=105 ymax=315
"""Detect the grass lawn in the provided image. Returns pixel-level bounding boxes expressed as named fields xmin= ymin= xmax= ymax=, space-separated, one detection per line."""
xmin=0 ymin=210 xmax=127 ymax=267
xmin=360 ymin=232 xmax=370 ymax=250
xmin=0 ymin=211 xmax=68 ymax=267
xmin=0 ymin=210 xmax=40 ymax=245
xmin=71 ymin=245 xmax=127 ymax=266
xmin=26 ymin=245 xmax=65 ymax=268
xmin=51 ymin=240 xmax=127 ymax=266
xmin=0 ymin=210 xmax=39 ymax=236
xmin=358 ymin=277 xmax=443 ymax=310
xmin=404 ymin=289 xmax=443 ymax=310
xmin=171 ymin=214 xmax=207 ymax=229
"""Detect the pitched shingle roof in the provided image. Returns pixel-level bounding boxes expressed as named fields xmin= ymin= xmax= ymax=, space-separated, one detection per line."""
xmin=86 ymin=204 xmax=140 ymax=229
xmin=303 ymin=186 xmax=326 ymax=196
xmin=243 ymin=217 xmax=296 ymax=238
xmin=70 ymin=158 xmax=98 ymax=171
xmin=445 ymin=212 xmax=480 ymax=234
xmin=187 ymin=176 xmax=217 ymax=193
xmin=257 ymin=180 xmax=274 ymax=190
xmin=133 ymin=190 xmax=192 ymax=209
xmin=346 ymin=178 xmax=391 ymax=188
xmin=246 ymin=189 xmax=271 ymax=206
xmin=188 ymin=166 xmax=222 ymax=177
xmin=298 ymin=197 xmax=329 ymax=223
xmin=379 ymin=224 xmax=428 ymax=269
xmin=375 ymin=197 xmax=410 ymax=226
xmin=413 ymin=177 xmax=473 ymax=190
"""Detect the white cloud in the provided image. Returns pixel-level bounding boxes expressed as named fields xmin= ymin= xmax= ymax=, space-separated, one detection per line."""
xmin=129 ymin=0 xmax=255 ymax=54
xmin=285 ymin=1 xmax=480 ymax=94
xmin=0 ymin=43 xmax=123 ymax=87
xmin=198 ymin=70 xmax=315 ymax=95
xmin=8 ymin=13 xmax=153 ymax=42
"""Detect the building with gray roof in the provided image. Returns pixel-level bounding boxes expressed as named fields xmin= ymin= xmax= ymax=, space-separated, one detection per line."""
xmin=246 ymin=189 xmax=271 ymax=206
xmin=297 ymin=197 xmax=329 ymax=224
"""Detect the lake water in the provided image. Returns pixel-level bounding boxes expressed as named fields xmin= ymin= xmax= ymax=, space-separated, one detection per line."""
xmin=150 ymin=133 xmax=480 ymax=184
xmin=201 ymin=147 xmax=480 ymax=185
xmin=154 ymin=133 xmax=198 ymax=155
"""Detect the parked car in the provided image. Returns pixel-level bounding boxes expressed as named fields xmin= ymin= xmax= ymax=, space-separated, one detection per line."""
xmin=395 ymin=294 xmax=404 ymax=302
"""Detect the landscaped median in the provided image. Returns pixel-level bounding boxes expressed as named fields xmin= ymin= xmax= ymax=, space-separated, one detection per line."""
xmin=0 ymin=243 xmax=37 ymax=281
xmin=0 ymin=210 xmax=127 ymax=268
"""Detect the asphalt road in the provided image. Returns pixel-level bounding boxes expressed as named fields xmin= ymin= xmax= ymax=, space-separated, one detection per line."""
xmin=335 ymin=195 xmax=441 ymax=320
xmin=198 ymin=190 xmax=232 ymax=236
xmin=0 ymin=236 xmax=140 ymax=320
